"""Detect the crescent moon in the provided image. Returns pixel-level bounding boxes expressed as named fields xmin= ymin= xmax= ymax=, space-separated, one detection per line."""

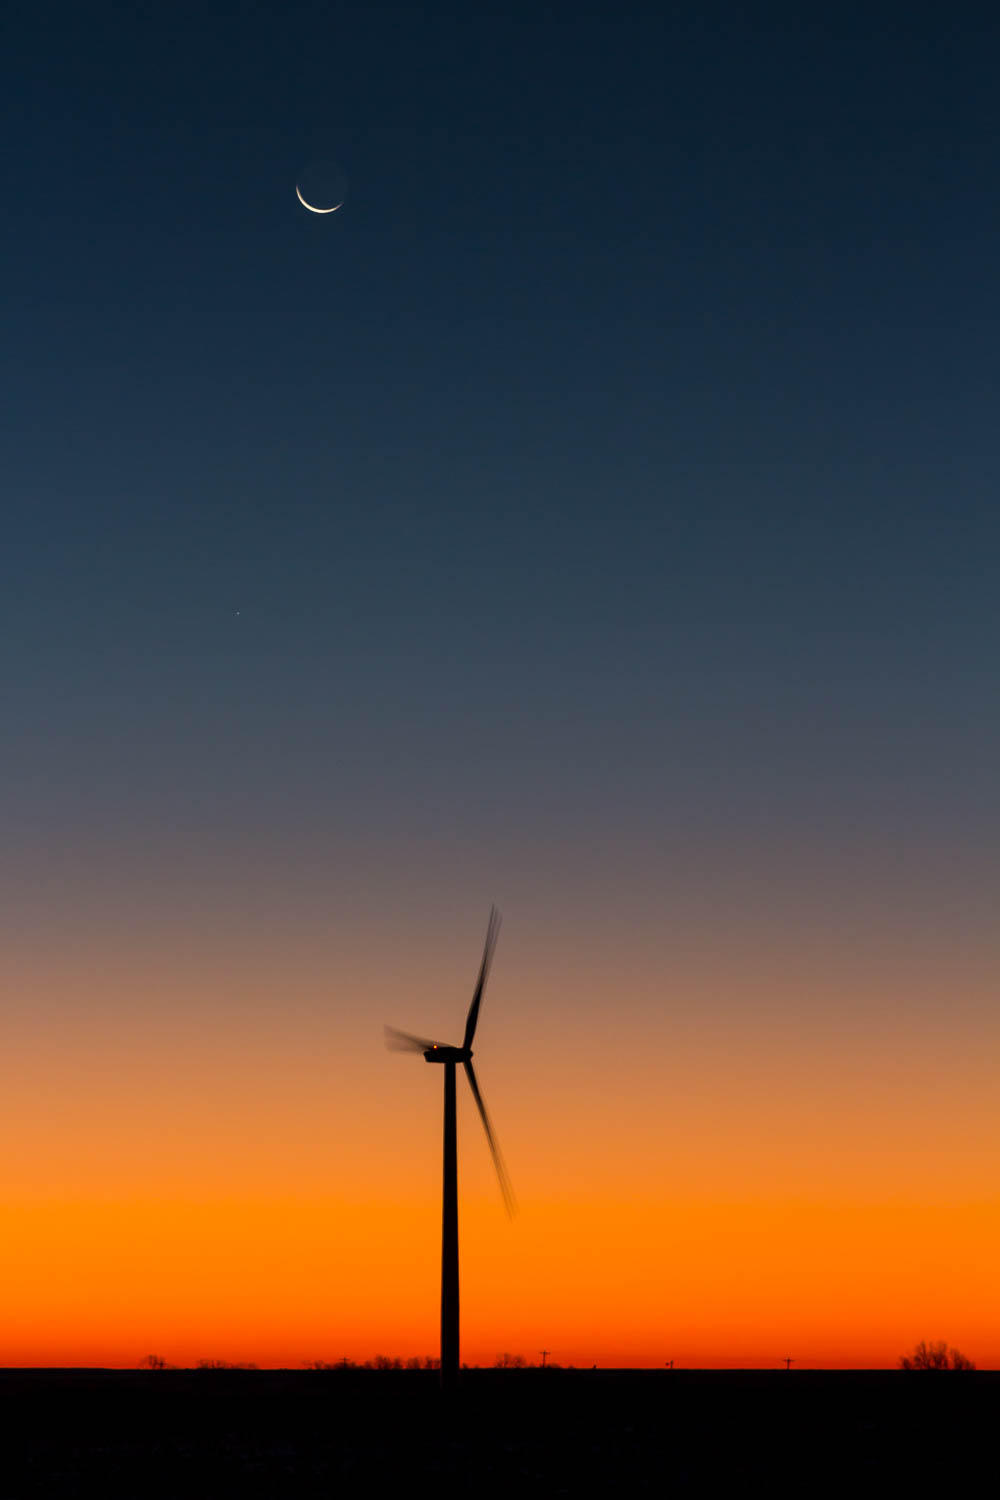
xmin=295 ymin=184 xmax=343 ymax=214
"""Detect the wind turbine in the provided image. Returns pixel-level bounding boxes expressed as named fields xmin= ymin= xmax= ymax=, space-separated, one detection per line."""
xmin=385 ymin=906 xmax=514 ymax=1388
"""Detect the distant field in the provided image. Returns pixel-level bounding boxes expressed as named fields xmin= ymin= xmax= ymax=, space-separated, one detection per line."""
xmin=1 ymin=1368 xmax=994 ymax=1494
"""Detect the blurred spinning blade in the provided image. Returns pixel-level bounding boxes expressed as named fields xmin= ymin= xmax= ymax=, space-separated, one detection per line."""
xmin=384 ymin=1026 xmax=447 ymax=1053
xmin=463 ymin=905 xmax=501 ymax=1053
xmin=463 ymin=1058 xmax=516 ymax=1217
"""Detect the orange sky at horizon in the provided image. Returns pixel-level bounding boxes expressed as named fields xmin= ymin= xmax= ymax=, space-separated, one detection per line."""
xmin=2 ymin=1191 xmax=999 ymax=1369
xmin=2 ymin=905 xmax=999 ymax=1370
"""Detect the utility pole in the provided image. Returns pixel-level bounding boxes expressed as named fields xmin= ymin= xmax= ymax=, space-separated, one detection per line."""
xmin=783 ymin=1356 xmax=794 ymax=1371
xmin=540 ymin=1349 xmax=549 ymax=1369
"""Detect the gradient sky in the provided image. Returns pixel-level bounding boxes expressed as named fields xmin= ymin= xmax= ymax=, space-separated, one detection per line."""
xmin=2 ymin=0 xmax=999 ymax=1368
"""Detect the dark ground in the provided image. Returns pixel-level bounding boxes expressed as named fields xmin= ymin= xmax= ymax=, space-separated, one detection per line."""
xmin=1 ymin=1368 xmax=994 ymax=1496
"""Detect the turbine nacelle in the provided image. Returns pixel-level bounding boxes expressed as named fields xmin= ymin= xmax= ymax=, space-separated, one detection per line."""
xmin=423 ymin=1045 xmax=471 ymax=1064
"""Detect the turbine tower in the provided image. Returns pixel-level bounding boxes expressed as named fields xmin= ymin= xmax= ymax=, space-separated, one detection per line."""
xmin=385 ymin=907 xmax=514 ymax=1388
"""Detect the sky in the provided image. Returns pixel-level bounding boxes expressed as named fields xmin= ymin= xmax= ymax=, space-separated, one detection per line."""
xmin=2 ymin=0 xmax=999 ymax=1367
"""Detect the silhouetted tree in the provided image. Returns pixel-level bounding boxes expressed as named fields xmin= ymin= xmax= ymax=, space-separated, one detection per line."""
xmin=138 ymin=1354 xmax=169 ymax=1369
xmin=494 ymin=1353 xmax=527 ymax=1368
xmin=899 ymin=1340 xmax=975 ymax=1371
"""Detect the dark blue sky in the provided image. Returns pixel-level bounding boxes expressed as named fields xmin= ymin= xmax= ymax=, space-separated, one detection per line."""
xmin=3 ymin=1 xmax=998 ymax=964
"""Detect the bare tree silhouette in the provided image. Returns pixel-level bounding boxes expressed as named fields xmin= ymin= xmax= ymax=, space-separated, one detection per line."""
xmin=899 ymin=1340 xmax=975 ymax=1371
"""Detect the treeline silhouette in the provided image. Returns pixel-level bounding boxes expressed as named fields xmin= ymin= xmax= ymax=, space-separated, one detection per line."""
xmin=140 ymin=1356 xmax=260 ymax=1371
xmin=140 ymin=1345 xmax=978 ymax=1373
xmin=139 ymin=1353 xmax=567 ymax=1371
xmin=301 ymin=1355 xmax=570 ymax=1371
xmin=304 ymin=1356 xmax=440 ymax=1371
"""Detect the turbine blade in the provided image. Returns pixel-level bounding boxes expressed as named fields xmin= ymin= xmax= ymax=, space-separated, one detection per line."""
xmin=384 ymin=1025 xmax=444 ymax=1053
xmin=462 ymin=906 xmax=501 ymax=1052
xmin=463 ymin=1059 xmax=516 ymax=1218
